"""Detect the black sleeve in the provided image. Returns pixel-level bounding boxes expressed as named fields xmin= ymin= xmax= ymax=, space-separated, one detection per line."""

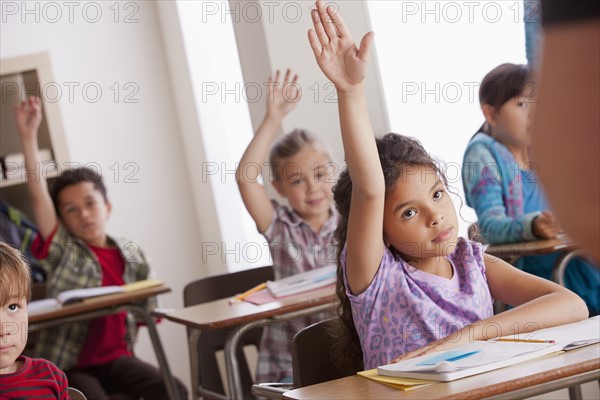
xmin=541 ymin=1 xmax=600 ymax=26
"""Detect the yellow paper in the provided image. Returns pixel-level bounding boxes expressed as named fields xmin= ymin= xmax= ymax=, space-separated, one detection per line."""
xmin=357 ymin=369 xmax=434 ymax=390
xmin=121 ymin=279 xmax=164 ymax=292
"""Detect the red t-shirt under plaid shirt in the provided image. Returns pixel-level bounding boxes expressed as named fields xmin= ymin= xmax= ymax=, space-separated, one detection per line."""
xmin=32 ymin=230 xmax=131 ymax=368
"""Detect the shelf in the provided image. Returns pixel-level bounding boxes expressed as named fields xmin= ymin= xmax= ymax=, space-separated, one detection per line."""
xmin=1 ymin=52 xmax=68 ymax=220
xmin=1 ymin=168 xmax=59 ymax=189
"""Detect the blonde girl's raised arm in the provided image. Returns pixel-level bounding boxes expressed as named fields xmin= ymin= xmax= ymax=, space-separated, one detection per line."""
xmin=308 ymin=1 xmax=383 ymax=294
xmin=236 ymin=70 xmax=299 ymax=233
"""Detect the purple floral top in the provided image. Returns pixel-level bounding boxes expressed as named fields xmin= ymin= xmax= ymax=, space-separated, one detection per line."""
xmin=342 ymin=237 xmax=494 ymax=369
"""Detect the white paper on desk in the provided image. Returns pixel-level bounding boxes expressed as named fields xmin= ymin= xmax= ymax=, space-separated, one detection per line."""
xmin=57 ymin=286 xmax=124 ymax=305
xmin=266 ymin=265 xmax=336 ymax=297
xmin=28 ymin=298 xmax=61 ymax=316
xmin=377 ymin=341 xmax=563 ymax=381
xmin=498 ymin=316 xmax=600 ymax=350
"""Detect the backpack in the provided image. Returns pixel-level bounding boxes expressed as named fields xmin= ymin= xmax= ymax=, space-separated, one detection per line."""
xmin=0 ymin=201 xmax=46 ymax=282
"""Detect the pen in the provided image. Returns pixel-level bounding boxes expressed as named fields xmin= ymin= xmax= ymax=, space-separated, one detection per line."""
xmin=229 ymin=282 xmax=267 ymax=304
xmin=492 ymin=338 xmax=556 ymax=344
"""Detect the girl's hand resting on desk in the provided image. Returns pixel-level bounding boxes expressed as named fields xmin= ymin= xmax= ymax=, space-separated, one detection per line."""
xmin=533 ymin=210 xmax=561 ymax=239
xmin=266 ymin=69 xmax=300 ymax=120
xmin=14 ymin=96 xmax=42 ymax=139
xmin=308 ymin=0 xmax=374 ymax=93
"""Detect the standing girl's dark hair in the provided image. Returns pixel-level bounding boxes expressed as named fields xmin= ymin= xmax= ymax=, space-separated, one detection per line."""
xmin=331 ymin=133 xmax=448 ymax=368
xmin=477 ymin=63 xmax=532 ymax=135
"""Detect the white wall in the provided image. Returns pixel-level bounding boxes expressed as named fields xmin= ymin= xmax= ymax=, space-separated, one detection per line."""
xmin=236 ymin=0 xmax=389 ymax=167
xmin=368 ymin=0 xmax=528 ymax=237
xmin=1 ymin=0 xmax=204 ymax=393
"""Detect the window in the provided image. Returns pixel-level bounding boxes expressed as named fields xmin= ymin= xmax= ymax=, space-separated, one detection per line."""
xmin=177 ymin=1 xmax=270 ymax=270
xmin=367 ymin=0 xmax=527 ymax=233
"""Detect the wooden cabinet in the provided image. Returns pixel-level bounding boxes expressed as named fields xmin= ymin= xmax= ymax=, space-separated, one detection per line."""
xmin=0 ymin=52 xmax=69 ymax=218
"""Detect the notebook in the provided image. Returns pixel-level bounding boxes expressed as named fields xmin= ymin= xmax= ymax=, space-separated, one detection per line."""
xmin=266 ymin=265 xmax=336 ymax=297
xmin=28 ymin=279 xmax=163 ymax=316
xmin=377 ymin=341 xmax=563 ymax=381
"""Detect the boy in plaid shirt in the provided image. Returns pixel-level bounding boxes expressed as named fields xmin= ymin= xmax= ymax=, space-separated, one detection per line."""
xmin=15 ymin=97 xmax=188 ymax=399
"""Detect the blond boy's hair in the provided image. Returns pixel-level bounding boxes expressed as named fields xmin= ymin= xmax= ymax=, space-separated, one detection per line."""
xmin=0 ymin=242 xmax=31 ymax=305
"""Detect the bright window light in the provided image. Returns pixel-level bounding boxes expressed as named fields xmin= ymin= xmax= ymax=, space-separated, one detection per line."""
xmin=177 ymin=1 xmax=270 ymax=270
xmin=367 ymin=0 xmax=527 ymax=235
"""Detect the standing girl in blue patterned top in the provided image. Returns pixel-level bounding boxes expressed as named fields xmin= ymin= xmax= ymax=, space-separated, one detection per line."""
xmin=236 ymin=69 xmax=338 ymax=383
xmin=462 ymin=63 xmax=600 ymax=315
xmin=308 ymin=0 xmax=588 ymax=369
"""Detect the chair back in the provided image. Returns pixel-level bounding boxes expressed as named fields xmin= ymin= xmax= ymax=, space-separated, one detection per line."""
xmin=184 ymin=265 xmax=274 ymax=400
xmin=67 ymin=387 xmax=87 ymax=400
xmin=292 ymin=317 xmax=363 ymax=387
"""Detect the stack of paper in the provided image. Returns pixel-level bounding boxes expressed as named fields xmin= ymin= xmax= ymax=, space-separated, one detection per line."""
xmin=376 ymin=341 xmax=563 ymax=381
xmin=499 ymin=315 xmax=600 ymax=351
xmin=28 ymin=279 xmax=164 ymax=316
xmin=266 ymin=265 xmax=336 ymax=297
xmin=357 ymin=369 xmax=433 ymax=390
xmin=28 ymin=286 xmax=124 ymax=316
xmin=358 ymin=316 xmax=600 ymax=390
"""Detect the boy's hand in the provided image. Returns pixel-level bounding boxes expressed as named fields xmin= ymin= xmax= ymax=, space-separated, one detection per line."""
xmin=308 ymin=0 xmax=374 ymax=94
xmin=14 ymin=96 xmax=42 ymax=139
xmin=266 ymin=69 xmax=300 ymax=119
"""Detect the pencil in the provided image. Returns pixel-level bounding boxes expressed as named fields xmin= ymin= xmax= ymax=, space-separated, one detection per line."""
xmin=493 ymin=338 xmax=556 ymax=344
xmin=229 ymin=282 xmax=267 ymax=304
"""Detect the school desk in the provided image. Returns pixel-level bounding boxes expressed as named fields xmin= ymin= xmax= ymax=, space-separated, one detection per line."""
xmin=485 ymin=234 xmax=588 ymax=286
xmin=28 ymin=284 xmax=180 ymax=400
xmin=154 ymin=285 xmax=337 ymax=400
xmin=282 ymin=343 xmax=600 ymax=400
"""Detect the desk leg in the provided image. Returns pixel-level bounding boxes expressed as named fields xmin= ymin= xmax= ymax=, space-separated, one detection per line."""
xmin=125 ymin=305 xmax=179 ymax=400
xmin=568 ymin=384 xmax=583 ymax=400
xmin=189 ymin=329 xmax=201 ymax=400
xmin=224 ymin=319 xmax=269 ymax=400
xmin=223 ymin=303 xmax=335 ymax=400
xmin=552 ymin=249 xmax=588 ymax=287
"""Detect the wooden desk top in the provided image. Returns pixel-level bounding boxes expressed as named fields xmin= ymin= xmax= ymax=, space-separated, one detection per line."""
xmin=485 ymin=234 xmax=577 ymax=259
xmin=29 ymin=285 xmax=171 ymax=324
xmin=158 ymin=286 xmax=337 ymax=331
xmin=283 ymin=344 xmax=600 ymax=400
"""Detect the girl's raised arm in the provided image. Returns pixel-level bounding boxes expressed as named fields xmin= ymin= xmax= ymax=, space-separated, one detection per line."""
xmin=236 ymin=70 xmax=300 ymax=233
xmin=308 ymin=1 xmax=382 ymax=294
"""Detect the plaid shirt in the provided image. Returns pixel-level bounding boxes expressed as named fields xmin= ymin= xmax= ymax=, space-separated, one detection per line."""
xmin=255 ymin=201 xmax=338 ymax=383
xmin=33 ymin=225 xmax=157 ymax=370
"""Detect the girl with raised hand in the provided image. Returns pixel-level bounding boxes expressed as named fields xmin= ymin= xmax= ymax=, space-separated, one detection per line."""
xmin=236 ymin=69 xmax=338 ymax=382
xmin=308 ymin=0 xmax=588 ymax=369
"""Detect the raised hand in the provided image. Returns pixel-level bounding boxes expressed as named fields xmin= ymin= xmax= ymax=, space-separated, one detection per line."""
xmin=13 ymin=96 xmax=42 ymax=140
xmin=308 ymin=0 xmax=374 ymax=93
xmin=266 ymin=69 xmax=300 ymax=120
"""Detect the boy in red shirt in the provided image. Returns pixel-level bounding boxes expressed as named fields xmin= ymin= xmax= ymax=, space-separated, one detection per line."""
xmin=0 ymin=242 xmax=69 ymax=400
xmin=15 ymin=97 xmax=187 ymax=399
